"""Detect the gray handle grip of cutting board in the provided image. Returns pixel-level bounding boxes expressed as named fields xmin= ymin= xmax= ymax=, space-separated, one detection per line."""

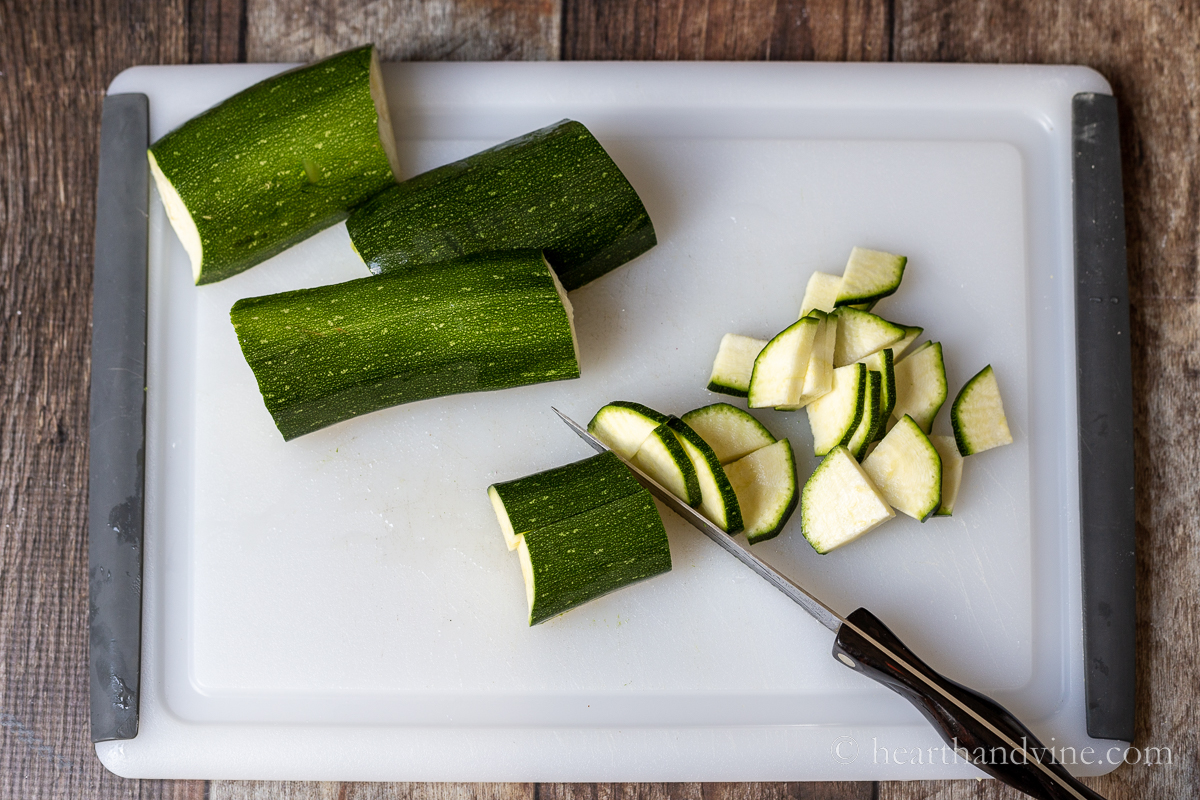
xmin=88 ymin=93 xmax=149 ymax=742
xmin=1071 ymin=93 xmax=1135 ymax=742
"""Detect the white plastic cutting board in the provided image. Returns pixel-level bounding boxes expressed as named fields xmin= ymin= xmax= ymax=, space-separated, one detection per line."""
xmin=99 ymin=61 xmax=1127 ymax=780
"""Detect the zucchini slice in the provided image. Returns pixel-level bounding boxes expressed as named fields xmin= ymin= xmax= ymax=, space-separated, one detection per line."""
xmin=930 ymin=435 xmax=964 ymax=516
xmin=518 ymin=491 xmax=672 ymax=625
xmin=724 ymin=439 xmax=798 ymax=545
xmin=861 ymin=415 xmax=942 ymax=521
xmin=951 ymin=365 xmax=1014 ymax=456
xmin=860 ymin=348 xmax=896 ymax=441
xmin=347 ymin=119 xmax=656 ymax=291
xmin=889 ymin=324 xmax=924 ymax=360
xmin=831 ymin=307 xmax=905 ymax=367
xmin=891 ymin=341 xmax=947 ymax=434
xmin=632 ymin=423 xmax=702 ymax=507
xmin=707 ymin=334 xmax=768 ymax=398
xmin=588 ymin=401 xmax=669 ymax=459
xmin=230 ymin=249 xmax=578 ymax=441
xmin=680 ymin=403 xmax=777 ymax=465
xmin=805 ymin=363 xmax=866 ymax=456
xmin=799 ymin=271 xmax=842 ymax=317
xmin=489 ymin=451 xmax=641 ymax=550
xmin=747 ymin=316 xmax=820 ymax=408
xmin=834 ymin=247 xmax=907 ymax=307
xmin=778 ymin=310 xmax=836 ymax=410
xmin=847 ymin=369 xmax=883 ymax=460
xmin=148 ymin=45 xmax=400 ymax=284
xmin=800 ymin=445 xmax=895 ymax=554
xmin=667 ymin=417 xmax=743 ymax=532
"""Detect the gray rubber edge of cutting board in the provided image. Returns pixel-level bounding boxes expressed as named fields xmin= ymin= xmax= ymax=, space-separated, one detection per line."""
xmin=88 ymin=92 xmax=149 ymax=743
xmin=1072 ymin=92 xmax=1136 ymax=743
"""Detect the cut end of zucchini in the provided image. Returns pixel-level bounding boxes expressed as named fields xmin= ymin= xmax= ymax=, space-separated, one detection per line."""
xmin=832 ymin=307 xmax=905 ymax=367
xmin=806 ymin=362 xmax=866 ymax=456
xmin=800 ymin=446 xmax=895 ymax=554
xmin=889 ymin=324 xmax=924 ymax=361
xmin=724 ymin=439 xmax=798 ymax=545
xmin=952 ymin=365 xmax=1014 ymax=456
xmin=545 ymin=253 xmax=580 ymax=367
xmin=930 ymin=435 xmax=964 ymax=516
xmin=835 ymin=247 xmax=907 ymax=307
xmin=667 ymin=417 xmax=743 ymax=532
xmin=633 ymin=423 xmax=702 ymax=507
xmin=588 ymin=401 xmax=668 ymax=459
xmin=861 ymin=415 xmax=942 ymax=521
xmin=799 ymin=271 xmax=842 ymax=317
xmin=707 ymin=334 xmax=767 ymax=398
xmin=891 ymin=341 xmax=947 ymax=434
xmin=488 ymin=485 xmax=521 ymax=551
xmin=147 ymin=149 xmax=203 ymax=283
xmin=680 ymin=403 xmax=776 ymax=465
xmin=748 ymin=316 xmax=819 ymax=408
xmin=368 ymin=45 xmax=402 ymax=183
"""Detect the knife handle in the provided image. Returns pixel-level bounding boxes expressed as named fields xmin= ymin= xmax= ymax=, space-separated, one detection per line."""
xmin=833 ymin=608 xmax=1107 ymax=800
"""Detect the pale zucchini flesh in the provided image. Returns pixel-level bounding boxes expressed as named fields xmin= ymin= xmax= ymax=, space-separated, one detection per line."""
xmin=951 ymin=365 xmax=1014 ymax=456
xmin=588 ymin=401 xmax=669 ymax=459
xmin=930 ymin=434 xmax=964 ymax=516
xmin=805 ymin=362 xmax=866 ymax=456
xmin=861 ymin=415 xmax=942 ymax=521
xmin=707 ymin=334 xmax=768 ymax=398
xmin=748 ymin=316 xmax=819 ymax=408
xmin=680 ymin=403 xmax=777 ymax=465
xmin=847 ymin=369 xmax=882 ymax=460
xmin=891 ymin=341 xmax=947 ymax=434
xmin=832 ymin=307 xmax=905 ymax=367
xmin=799 ymin=271 xmax=842 ymax=317
xmin=667 ymin=417 xmax=743 ymax=532
xmin=778 ymin=311 xmax=836 ymax=410
xmin=632 ymin=423 xmax=702 ymax=507
xmin=723 ymin=439 xmax=798 ymax=544
xmin=889 ymin=325 xmax=924 ymax=360
xmin=835 ymin=247 xmax=907 ymax=307
xmin=800 ymin=445 xmax=895 ymax=554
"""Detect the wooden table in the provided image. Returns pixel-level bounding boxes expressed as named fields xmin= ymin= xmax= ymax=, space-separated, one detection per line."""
xmin=1 ymin=1 xmax=1195 ymax=798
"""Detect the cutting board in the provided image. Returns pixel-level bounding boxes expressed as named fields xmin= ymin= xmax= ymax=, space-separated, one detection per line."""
xmin=90 ymin=61 xmax=1133 ymax=780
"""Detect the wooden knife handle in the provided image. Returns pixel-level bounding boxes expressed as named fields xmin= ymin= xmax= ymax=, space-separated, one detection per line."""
xmin=834 ymin=608 xmax=1107 ymax=800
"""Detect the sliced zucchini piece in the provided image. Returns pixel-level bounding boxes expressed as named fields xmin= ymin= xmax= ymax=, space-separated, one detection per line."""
xmin=951 ymin=365 xmax=1014 ymax=456
xmin=847 ymin=369 xmax=883 ymax=460
xmin=832 ymin=307 xmax=905 ymax=367
xmin=779 ymin=311 xmax=837 ymax=410
xmin=834 ymin=247 xmax=907 ymax=307
xmin=747 ymin=316 xmax=820 ymax=408
xmin=799 ymin=271 xmax=842 ymax=317
xmin=724 ymin=439 xmax=798 ymax=544
xmin=930 ymin=435 xmax=964 ymax=516
xmin=861 ymin=415 xmax=942 ymax=521
xmin=707 ymin=334 xmax=768 ymax=398
xmin=680 ymin=403 xmax=777 ymax=465
xmin=489 ymin=451 xmax=642 ymax=550
xmin=518 ymin=491 xmax=671 ymax=625
xmin=588 ymin=401 xmax=669 ymax=459
xmin=806 ymin=362 xmax=866 ymax=456
xmin=889 ymin=324 xmax=924 ymax=360
xmin=891 ymin=341 xmax=947 ymax=434
xmin=860 ymin=348 xmax=896 ymax=441
xmin=632 ymin=423 xmax=702 ymax=507
xmin=800 ymin=445 xmax=895 ymax=553
xmin=666 ymin=417 xmax=743 ymax=532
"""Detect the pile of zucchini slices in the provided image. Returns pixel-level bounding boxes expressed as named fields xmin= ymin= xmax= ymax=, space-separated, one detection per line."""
xmin=707 ymin=247 xmax=1014 ymax=554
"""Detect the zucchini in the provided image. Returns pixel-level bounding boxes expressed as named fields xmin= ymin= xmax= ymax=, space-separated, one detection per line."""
xmin=588 ymin=401 xmax=669 ymax=459
xmin=951 ymin=365 xmax=1014 ymax=455
xmin=805 ymin=362 xmax=866 ymax=456
xmin=346 ymin=119 xmax=656 ymax=291
xmin=930 ymin=434 xmax=964 ymax=516
xmin=778 ymin=310 xmax=836 ymax=410
xmin=860 ymin=348 xmax=896 ymax=441
xmin=800 ymin=445 xmax=895 ymax=554
xmin=518 ymin=491 xmax=672 ymax=625
xmin=846 ymin=369 xmax=883 ymax=460
xmin=707 ymin=334 xmax=768 ymax=398
xmin=831 ymin=307 xmax=905 ymax=367
xmin=489 ymin=451 xmax=641 ymax=550
xmin=680 ymin=403 xmax=776 ymax=465
xmin=632 ymin=423 xmax=701 ymax=507
xmin=861 ymin=415 xmax=942 ymax=521
xmin=148 ymin=45 xmax=399 ymax=284
xmin=799 ymin=271 xmax=841 ymax=317
xmin=747 ymin=316 xmax=820 ymax=408
xmin=889 ymin=324 xmax=924 ymax=360
xmin=834 ymin=247 xmax=907 ymax=307
xmin=891 ymin=341 xmax=947 ymax=434
xmin=230 ymin=249 xmax=578 ymax=440
xmin=667 ymin=417 xmax=743 ymax=532
xmin=724 ymin=439 xmax=798 ymax=544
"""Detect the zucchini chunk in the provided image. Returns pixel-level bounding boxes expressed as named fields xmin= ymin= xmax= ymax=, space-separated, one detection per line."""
xmin=861 ymin=415 xmax=942 ymax=521
xmin=489 ymin=451 xmax=642 ymax=550
xmin=859 ymin=348 xmax=896 ymax=441
xmin=930 ymin=435 xmax=964 ymax=516
xmin=831 ymin=307 xmax=905 ymax=367
xmin=847 ymin=369 xmax=883 ymax=460
xmin=800 ymin=445 xmax=895 ymax=554
xmin=680 ymin=403 xmax=776 ymax=465
xmin=889 ymin=324 xmax=924 ymax=360
xmin=747 ymin=316 xmax=820 ymax=408
xmin=148 ymin=45 xmax=400 ymax=284
xmin=518 ymin=491 xmax=672 ymax=625
xmin=806 ymin=363 xmax=866 ymax=456
xmin=230 ymin=249 xmax=578 ymax=440
xmin=951 ymin=365 xmax=1014 ymax=456
xmin=724 ymin=439 xmax=799 ymax=544
xmin=891 ymin=341 xmax=947 ymax=434
xmin=834 ymin=247 xmax=907 ymax=307
xmin=799 ymin=271 xmax=842 ymax=317
xmin=347 ymin=119 xmax=656 ymax=291
xmin=707 ymin=334 xmax=768 ymax=398
xmin=667 ymin=417 xmax=743 ymax=532
xmin=778 ymin=310 xmax=836 ymax=410
xmin=588 ymin=401 xmax=669 ymax=459
xmin=633 ymin=423 xmax=702 ymax=507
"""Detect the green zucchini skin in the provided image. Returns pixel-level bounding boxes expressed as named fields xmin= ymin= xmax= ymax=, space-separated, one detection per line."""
xmin=345 ymin=119 xmax=656 ymax=291
xmin=231 ymin=249 xmax=578 ymax=440
xmin=520 ymin=491 xmax=672 ymax=625
xmin=149 ymin=45 xmax=398 ymax=284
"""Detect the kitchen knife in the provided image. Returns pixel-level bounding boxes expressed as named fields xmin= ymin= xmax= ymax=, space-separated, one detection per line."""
xmin=553 ymin=408 xmax=1107 ymax=800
